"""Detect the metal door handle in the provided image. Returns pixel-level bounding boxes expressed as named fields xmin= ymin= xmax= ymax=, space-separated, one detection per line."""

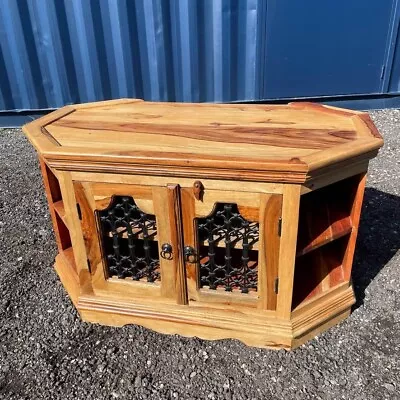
xmin=184 ymin=246 xmax=197 ymax=263
xmin=160 ymin=243 xmax=173 ymax=260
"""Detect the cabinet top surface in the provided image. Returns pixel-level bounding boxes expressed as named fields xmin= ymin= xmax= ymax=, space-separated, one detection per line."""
xmin=23 ymin=99 xmax=383 ymax=183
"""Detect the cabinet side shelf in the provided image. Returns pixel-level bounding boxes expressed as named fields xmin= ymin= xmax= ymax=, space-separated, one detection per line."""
xmin=296 ymin=216 xmax=353 ymax=257
xmin=53 ymin=200 xmax=68 ymax=228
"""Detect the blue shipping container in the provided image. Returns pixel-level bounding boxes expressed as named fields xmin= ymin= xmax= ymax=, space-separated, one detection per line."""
xmin=0 ymin=0 xmax=399 ymax=126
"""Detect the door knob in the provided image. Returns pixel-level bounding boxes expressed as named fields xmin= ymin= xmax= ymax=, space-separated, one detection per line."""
xmin=160 ymin=243 xmax=173 ymax=260
xmin=184 ymin=246 xmax=197 ymax=263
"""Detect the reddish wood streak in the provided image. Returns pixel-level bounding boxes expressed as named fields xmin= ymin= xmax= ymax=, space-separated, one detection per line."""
xmin=53 ymin=119 xmax=357 ymax=150
xmin=358 ymin=114 xmax=383 ymax=139
xmin=289 ymin=102 xmax=357 ymax=117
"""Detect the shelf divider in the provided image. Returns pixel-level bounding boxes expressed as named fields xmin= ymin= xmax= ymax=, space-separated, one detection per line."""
xmin=297 ymin=214 xmax=353 ymax=257
xmin=53 ymin=200 xmax=68 ymax=228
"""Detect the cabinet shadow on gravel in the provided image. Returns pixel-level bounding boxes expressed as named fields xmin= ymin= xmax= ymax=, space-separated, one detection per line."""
xmin=351 ymin=187 xmax=400 ymax=309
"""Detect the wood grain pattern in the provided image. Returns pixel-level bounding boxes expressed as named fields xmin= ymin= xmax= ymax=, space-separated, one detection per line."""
xmin=357 ymin=113 xmax=384 ymax=139
xmin=302 ymin=160 xmax=369 ymax=194
xmin=291 ymin=281 xmax=349 ymax=315
xmin=291 ymin=284 xmax=355 ymax=337
xmin=152 ymin=185 xmax=187 ymax=304
xmin=73 ymin=181 xmax=105 ymax=294
xmin=23 ymin=100 xmax=383 ymax=184
xmin=77 ymin=293 xmax=293 ymax=350
xmin=194 ymin=190 xmax=260 ymax=218
xmin=258 ymin=194 xmax=283 ymax=310
xmin=342 ymin=173 xmax=367 ymax=282
xmin=69 ymin=171 xmax=284 ymax=194
xmin=56 ymin=172 xmax=93 ymax=294
xmin=276 ymin=184 xmax=301 ymax=319
xmin=296 ymin=206 xmax=353 ymax=257
xmin=50 ymin=118 xmax=357 ymax=149
xmin=45 ymin=152 xmax=309 ymax=184
xmin=74 ymin=280 xmax=355 ymax=350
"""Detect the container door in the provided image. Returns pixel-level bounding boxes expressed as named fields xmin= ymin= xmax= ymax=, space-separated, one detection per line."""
xmin=264 ymin=0 xmax=395 ymax=98
xmin=180 ymin=187 xmax=283 ymax=310
xmin=74 ymin=182 xmax=187 ymax=304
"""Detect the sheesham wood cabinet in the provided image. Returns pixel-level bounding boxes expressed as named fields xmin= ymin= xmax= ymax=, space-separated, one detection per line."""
xmin=23 ymin=100 xmax=383 ymax=350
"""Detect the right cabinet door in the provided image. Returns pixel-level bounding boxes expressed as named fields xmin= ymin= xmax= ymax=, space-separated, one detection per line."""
xmin=180 ymin=188 xmax=283 ymax=310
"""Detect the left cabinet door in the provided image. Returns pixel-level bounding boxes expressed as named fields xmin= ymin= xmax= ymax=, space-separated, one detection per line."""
xmin=74 ymin=182 xmax=187 ymax=304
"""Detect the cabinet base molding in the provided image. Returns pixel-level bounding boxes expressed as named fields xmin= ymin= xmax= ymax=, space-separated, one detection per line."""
xmin=55 ymin=253 xmax=355 ymax=350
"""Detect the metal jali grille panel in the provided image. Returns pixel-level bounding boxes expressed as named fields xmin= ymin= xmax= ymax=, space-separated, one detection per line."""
xmin=196 ymin=203 xmax=259 ymax=293
xmin=98 ymin=196 xmax=160 ymax=282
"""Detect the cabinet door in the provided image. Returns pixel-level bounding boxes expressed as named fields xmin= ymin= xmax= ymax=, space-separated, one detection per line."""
xmin=181 ymin=188 xmax=283 ymax=310
xmin=74 ymin=182 xmax=187 ymax=304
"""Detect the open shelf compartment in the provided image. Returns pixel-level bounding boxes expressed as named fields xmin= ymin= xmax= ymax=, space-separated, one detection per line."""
xmin=292 ymin=175 xmax=362 ymax=310
xmin=292 ymin=235 xmax=349 ymax=310
xmin=40 ymin=159 xmax=76 ymax=273
xmin=296 ymin=175 xmax=360 ymax=257
xmin=53 ymin=200 xmax=68 ymax=227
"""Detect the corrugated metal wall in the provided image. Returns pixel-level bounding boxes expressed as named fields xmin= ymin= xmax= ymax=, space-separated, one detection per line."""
xmin=0 ymin=0 xmax=399 ymax=115
xmin=0 ymin=0 xmax=269 ymax=110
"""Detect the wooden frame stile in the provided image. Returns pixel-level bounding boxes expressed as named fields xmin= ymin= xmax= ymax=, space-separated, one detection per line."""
xmin=276 ymin=184 xmax=302 ymax=320
xmin=153 ymin=184 xmax=188 ymax=304
xmin=57 ymin=171 xmax=94 ymax=299
xmin=258 ymin=193 xmax=283 ymax=311
xmin=342 ymin=172 xmax=367 ymax=282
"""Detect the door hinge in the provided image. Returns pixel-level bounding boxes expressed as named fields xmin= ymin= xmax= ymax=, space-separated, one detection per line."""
xmin=87 ymin=259 xmax=91 ymax=273
xmin=76 ymin=203 xmax=82 ymax=220
xmin=380 ymin=65 xmax=386 ymax=80
xmin=274 ymin=277 xmax=279 ymax=294
xmin=278 ymin=217 xmax=282 ymax=236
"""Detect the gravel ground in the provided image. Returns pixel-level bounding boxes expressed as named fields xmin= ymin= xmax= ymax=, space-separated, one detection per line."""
xmin=0 ymin=109 xmax=399 ymax=400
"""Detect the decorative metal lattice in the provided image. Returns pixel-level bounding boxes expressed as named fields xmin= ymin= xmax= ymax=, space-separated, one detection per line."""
xmin=197 ymin=203 xmax=259 ymax=293
xmin=98 ymin=196 xmax=160 ymax=282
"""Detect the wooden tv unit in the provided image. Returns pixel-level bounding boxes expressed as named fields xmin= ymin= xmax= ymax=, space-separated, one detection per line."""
xmin=22 ymin=100 xmax=383 ymax=349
